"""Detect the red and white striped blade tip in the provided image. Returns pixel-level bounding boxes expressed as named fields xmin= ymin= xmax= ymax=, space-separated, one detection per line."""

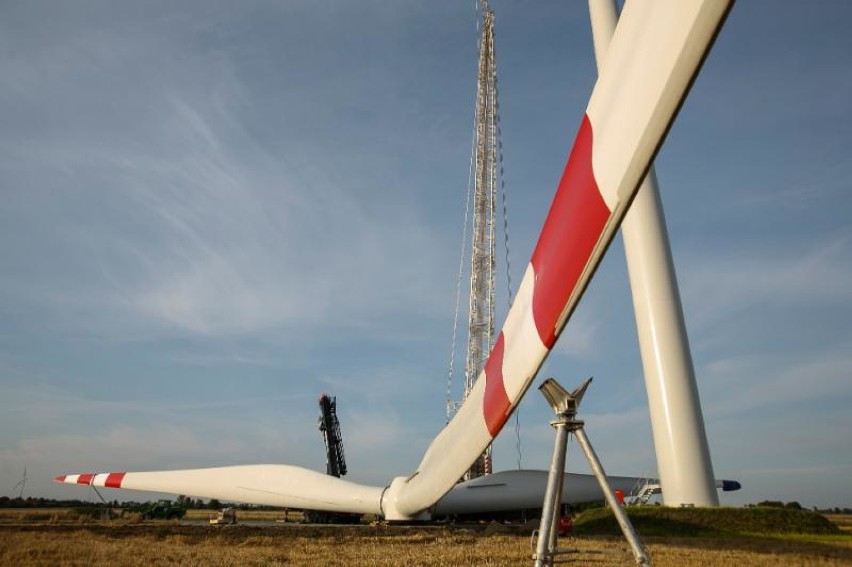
xmin=54 ymin=472 xmax=127 ymax=488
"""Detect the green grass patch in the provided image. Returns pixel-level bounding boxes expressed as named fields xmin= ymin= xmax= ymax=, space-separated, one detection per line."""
xmin=573 ymin=506 xmax=842 ymax=537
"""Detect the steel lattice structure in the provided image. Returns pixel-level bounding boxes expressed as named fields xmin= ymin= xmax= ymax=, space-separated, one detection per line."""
xmin=460 ymin=3 xmax=499 ymax=480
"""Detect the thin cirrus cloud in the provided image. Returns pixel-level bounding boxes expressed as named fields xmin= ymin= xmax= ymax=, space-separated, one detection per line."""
xmin=680 ymin=233 xmax=852 ymax=331
xmin=1 ymin=1 xmax=457 ymax=342
xmin=4 ymin=80 xmax=452 ymax=340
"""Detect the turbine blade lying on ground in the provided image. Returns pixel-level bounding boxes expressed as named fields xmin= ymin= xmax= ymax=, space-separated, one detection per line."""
xmin=55 ymin=465 xmax=383 ymax=515
xmin=57 ymin=0 xmax=733 ymax=520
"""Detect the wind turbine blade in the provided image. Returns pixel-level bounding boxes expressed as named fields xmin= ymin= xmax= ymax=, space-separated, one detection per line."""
xmin=56 ymin=0 xmax=732 ymax=521
xmin=383 ymin=0 xmax=732 ymax=519
xmin=54 ymin=465 xmax=384 ymax=515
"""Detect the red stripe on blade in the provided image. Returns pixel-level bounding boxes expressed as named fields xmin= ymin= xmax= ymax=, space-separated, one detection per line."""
xmin=77 ymin=473 xmax=95 ymax=486
xmin=483 ymin=333 xmax=510 ymax=437
xmin=105 ymin=472 xmax=126 ymax=489
xmin=54 ymin=476 xmax=66 ymax=484
xmin=531 ymin=115 xmax=610 ymax=348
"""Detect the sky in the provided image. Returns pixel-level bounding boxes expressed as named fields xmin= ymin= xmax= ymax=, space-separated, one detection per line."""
xmin=1 ymin=1 xmax=850 ymax=510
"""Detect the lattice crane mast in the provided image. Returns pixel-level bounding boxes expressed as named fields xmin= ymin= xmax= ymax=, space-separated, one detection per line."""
xmin=318 ymin=393 xmax=347 ymax=478
xmin=447 ymin=0 xmax=508 ymax=481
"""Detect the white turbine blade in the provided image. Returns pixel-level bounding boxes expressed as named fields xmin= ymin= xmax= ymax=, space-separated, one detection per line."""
xmin=56 ymin=1 xmax=731 ymax=521
xmin=55 ymin=465 xmax=384 ymax=515
xmin=383 ymin=0 xmax=732 ymax=519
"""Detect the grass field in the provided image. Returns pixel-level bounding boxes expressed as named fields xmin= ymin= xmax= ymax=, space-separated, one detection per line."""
xmin=1 ymin=508 xmax=850 ymax=566
xmin=828 ymin=515 xmax=852 ymax=534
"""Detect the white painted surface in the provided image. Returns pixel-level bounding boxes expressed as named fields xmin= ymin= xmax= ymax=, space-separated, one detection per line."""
xmin=587 ymin=0 xmax=732 ymax=209
xmin=63 ymin=465 xmax=384 ymax=515
xmin=434 ymin=470 xmax=642 ymax=515
xmin=589 ymin=0 xmax=719 ymax=506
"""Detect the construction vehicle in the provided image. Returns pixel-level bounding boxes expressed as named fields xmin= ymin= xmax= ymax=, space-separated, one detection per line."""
xmin=130 ymin=500 xmax=187 ymax=520
xmin=209 ymin=507 xmax=237 ymax=525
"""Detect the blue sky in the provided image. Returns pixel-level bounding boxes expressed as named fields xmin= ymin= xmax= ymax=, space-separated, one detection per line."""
xmin=1 ymin=1 xmax=850 ymax=509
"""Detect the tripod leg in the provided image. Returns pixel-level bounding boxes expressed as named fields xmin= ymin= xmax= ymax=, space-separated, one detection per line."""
xmin=534 ymin=422 xmax=569 ymax=567
xmin=574 ymin=427 xmax=651 ymax=566
xmin=549 ymin=444 xmax=568 ymax=551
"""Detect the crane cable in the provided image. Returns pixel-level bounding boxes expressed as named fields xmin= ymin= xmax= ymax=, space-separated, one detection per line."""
xmin=490 ymin=32 xmax=522 ymax=470
xmin=445 ymin=116 xmax=477 ymax=424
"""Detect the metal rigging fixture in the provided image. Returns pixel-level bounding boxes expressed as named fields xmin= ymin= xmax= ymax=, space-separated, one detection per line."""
xmin=533 ymin=378 xmax=651 ymax=567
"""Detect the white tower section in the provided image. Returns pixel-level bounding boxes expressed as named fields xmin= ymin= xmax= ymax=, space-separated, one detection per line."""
xmin=589 ymin=0 xmax=718 ymax=506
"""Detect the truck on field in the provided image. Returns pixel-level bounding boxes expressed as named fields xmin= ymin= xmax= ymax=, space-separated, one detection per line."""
xmin=129 ymin=500 xmax=187 ymax=520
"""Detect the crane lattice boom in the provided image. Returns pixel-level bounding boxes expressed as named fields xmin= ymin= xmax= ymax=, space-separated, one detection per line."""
xmin=318 ymin=394 xmax=347 ymax=478
xmin=447 ymin=2 xmax=503 ymax=480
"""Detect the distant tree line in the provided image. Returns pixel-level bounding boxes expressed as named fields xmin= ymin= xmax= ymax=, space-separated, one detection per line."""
xmin=8 ymin=495 xmax=847 ymax=514
xmin=0 ymin=496 xmax=101 ymax=508
xmin=817 ymin=506 xmax=852 ymax=514
xmin=754 ymin=500 xmax=804 ymax=510
xmin=0 ymin=495 xmax=282 ymax=511
xmin=748 ymin=500 xmax=852 ymax=514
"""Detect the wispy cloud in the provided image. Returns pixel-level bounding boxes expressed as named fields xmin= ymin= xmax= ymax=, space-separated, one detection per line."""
xmin=0 ymin=17 xmax=456 ymax=342
xmin=699 ymin=343 xmax=852 ymax=417
xmin=681 ymin=232 xmax=852 ymax=331
xmin=554 ymin=303 xmax=605 ymax=360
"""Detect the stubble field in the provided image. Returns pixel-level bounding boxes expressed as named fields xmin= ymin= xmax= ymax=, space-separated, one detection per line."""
xmin=1 ymin=509 xmax=850 ymax=566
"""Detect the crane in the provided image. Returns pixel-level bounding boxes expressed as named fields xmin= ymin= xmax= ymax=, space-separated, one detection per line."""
xmin=303 ymin=393 xmax=360 ymax=523
xmin=318 ymin=393 xmax=347 ymax=478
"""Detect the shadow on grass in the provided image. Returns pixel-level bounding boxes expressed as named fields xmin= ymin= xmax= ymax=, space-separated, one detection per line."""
xmin=571 ymin=506 xmax=852 ymax=562
xmin=573 ymin=506 xmax=841 ymax=537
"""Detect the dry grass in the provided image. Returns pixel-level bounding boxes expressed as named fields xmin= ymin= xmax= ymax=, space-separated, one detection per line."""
xmin=828 ymin=515 xmax=852 ymax=534
xmin=182 ymin=509 xmax=303 ymax=522
xmin=0 ymin=510 xmax=850 ymax=566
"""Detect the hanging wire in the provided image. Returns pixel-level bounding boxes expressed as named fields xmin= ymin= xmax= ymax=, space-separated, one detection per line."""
xmin=446 ymin=6 xmax=485 ymax=424
xmin=446 ymin=121 xmax=478 ymax=423
xmin=489 ymin=13 xmax=522 ymax=471
xmin=496 ymin=95 xmax=513 ymax=306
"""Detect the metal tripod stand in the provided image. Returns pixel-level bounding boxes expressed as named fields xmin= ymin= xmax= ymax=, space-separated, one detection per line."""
xmin=533 ymin=377 xmax=651 ymax=566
